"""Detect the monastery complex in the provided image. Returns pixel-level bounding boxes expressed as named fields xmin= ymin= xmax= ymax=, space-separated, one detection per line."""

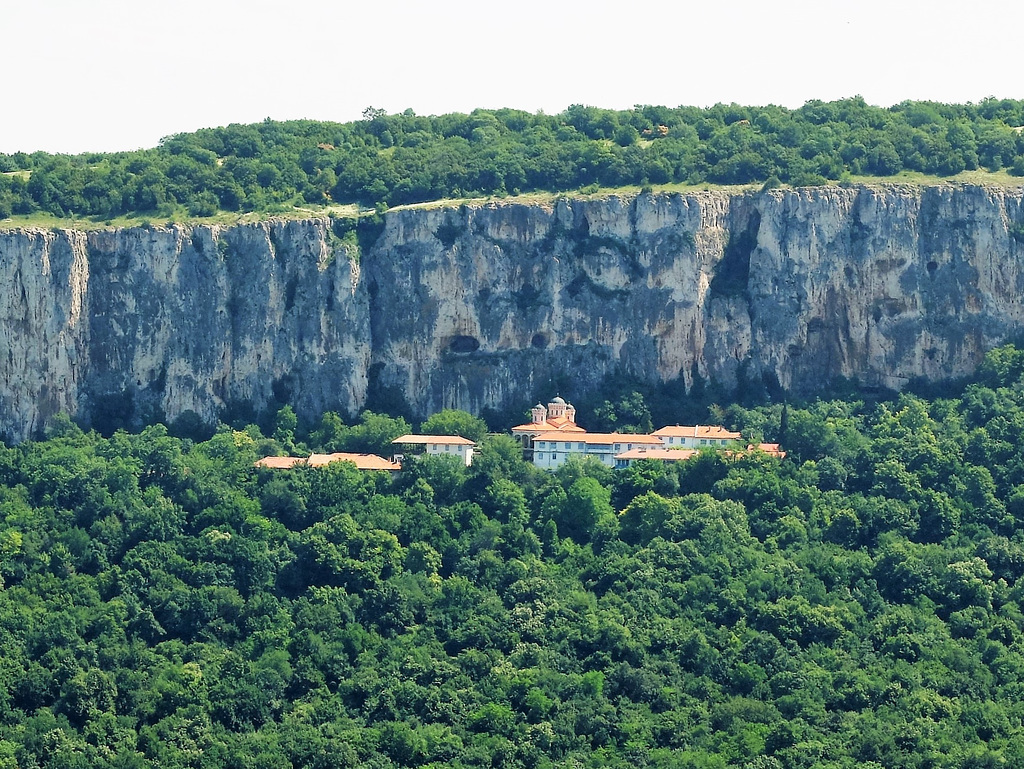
xmin=255 ymin=397 xmax=784 ymax=472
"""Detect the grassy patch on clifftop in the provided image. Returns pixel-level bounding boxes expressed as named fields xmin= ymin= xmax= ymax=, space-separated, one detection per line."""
xmin=0 ymin=203 xmax=368 ymax=231
xmin=374 ymin=171 xmax=1024 ymax=215
xmin=2 ymin=176 xmax=1023 ymax=232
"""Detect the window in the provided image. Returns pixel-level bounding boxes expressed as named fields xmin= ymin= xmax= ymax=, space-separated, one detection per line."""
xmin=578 ymin=442 xmax=585 ymax=450
xmin=701 ymin=439 xmax=707 ymax=445
xmin=564 ymin=442 xmax=571 ymax=450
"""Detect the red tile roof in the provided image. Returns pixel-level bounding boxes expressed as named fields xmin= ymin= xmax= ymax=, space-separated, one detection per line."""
xmin=614 ymin=448 xmax=700 ymax=461
xmin=309 ymin=453 xmax=402 ymax=470
xmin=652 ymin=424 xmax=742 ymax=440
xmin=255 ymin=453 xmax=401 ymax=471
xmin=254 ymin=456 xmax=305 ymax=469
xmin=745 ymin=443 xmax=787 ymax=458
xmin=511 ymin=418 xmax=586 ymax=433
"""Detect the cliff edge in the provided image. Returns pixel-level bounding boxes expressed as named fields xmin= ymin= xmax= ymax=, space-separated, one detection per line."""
xmin=2 ymin=185 xmax=1023 ymax=441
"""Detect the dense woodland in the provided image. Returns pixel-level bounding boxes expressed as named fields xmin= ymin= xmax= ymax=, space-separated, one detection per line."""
xmin=4 ymin=98 xmax=1024 ymax=221
xmin=2 ymin=346 xmax=1024 ymax=767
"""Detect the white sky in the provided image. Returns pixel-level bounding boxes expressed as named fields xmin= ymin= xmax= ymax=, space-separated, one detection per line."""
xmin=3 ymin=0 xmax=1022 ymax=155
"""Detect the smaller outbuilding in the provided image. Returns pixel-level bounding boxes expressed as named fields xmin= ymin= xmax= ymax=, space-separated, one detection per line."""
xmin=652 ymin=425 xmax=742 ymax=448
xmin=742 ymin=443 xmax=787 ymax=458
xmin=254 ymin=452 xmax=402 ymax=472
xmin=613 ymin=447 xmax=700 ymax=468
xmin=391 ymin=434 xmax=476 ymax=466
xmin=254 ymin=456 xmax=306 ymax=469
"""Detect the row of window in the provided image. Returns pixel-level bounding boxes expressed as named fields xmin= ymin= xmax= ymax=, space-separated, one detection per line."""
xmin=665 ymin=437 xmax=725 ymax=446
xmin=535 ymin=441 xmax=586 ymax=450
xmin=538 ymin=452 xmax=625 ymax=465
xmin=535 ymin=442 xmax=648 ymax=451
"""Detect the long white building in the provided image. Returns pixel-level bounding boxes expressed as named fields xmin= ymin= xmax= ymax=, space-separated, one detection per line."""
xmin=532 ymin=432 xmax=665 ymax=469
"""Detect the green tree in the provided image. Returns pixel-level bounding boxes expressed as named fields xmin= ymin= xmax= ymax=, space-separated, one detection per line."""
xmin=555 ymin=477 xmax=617 ymax=544
xmin=620 ymin=491 xmax=679 ymax=544
xmin=338 ymin=410 xmax=410 ymax=455
xmin=273 ymin=405 xmax=299 ymax=453
xmin=419 ymin=409 xmax=488 ymax=443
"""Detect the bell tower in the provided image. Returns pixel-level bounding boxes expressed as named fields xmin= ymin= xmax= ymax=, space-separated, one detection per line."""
xmin=548 ymin=396 xmax=567 ymax=420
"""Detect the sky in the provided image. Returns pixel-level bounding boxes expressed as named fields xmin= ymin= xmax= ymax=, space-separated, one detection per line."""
xmin=3 ymin=0 xmax=1023 ymax=155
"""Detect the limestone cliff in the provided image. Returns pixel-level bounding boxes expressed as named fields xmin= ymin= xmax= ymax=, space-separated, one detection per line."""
xmin=1 ymin=220 xmax=368 ymax=440
xmin=367 ymin=185 xmax=1024 ymax=413
xmin=2 ymin=185 xmax=1024 ymax=441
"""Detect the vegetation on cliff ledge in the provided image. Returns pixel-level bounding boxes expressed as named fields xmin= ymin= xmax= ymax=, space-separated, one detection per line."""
xmin=1 ymin=346 xmax=1024 ymax=766
xmin=3 ymin=98 xmax=1024 ymax=224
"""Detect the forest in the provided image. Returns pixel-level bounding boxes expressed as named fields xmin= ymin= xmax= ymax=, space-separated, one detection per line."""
xmin=3 ymin=98 xmax=1024 ymax=222
xmin=2 ymin=345 xmax=1024 ymax=767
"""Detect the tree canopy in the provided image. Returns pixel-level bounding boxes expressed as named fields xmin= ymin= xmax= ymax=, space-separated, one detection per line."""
xmin=1 ymin=347 xmax=1024 ymax=766
xmin=419 ymin=409 xmax=489 ymax=443
xmin=3 ymin=98 xmax=1024 ymax=222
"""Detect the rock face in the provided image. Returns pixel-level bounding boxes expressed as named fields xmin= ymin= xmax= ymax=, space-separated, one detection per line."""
xmin=0 ymin=220 xmax=368 ymax=440
xmin=2 ymin=185 xmax=1024 ymax=441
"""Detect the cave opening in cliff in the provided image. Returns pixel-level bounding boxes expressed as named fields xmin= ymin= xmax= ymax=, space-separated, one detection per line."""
xmin=448 ymin=335 xmax=481 ymax=354
xmin=710 ymin=210 xmax=760 ymax=297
